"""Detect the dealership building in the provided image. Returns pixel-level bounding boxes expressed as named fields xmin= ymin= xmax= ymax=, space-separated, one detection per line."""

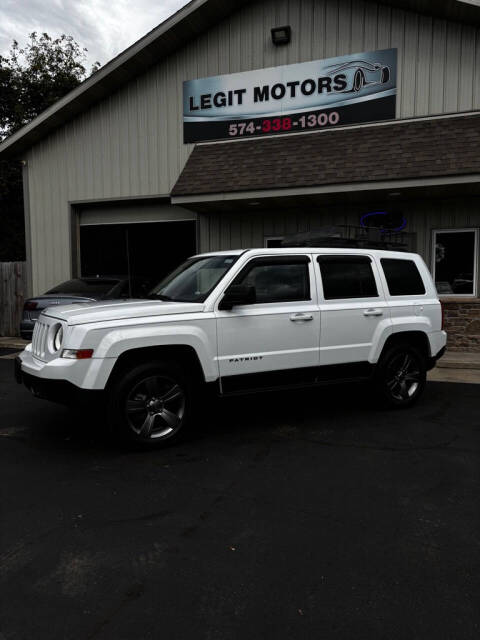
xmin=1 ymin=0 xmax=480 ymax=350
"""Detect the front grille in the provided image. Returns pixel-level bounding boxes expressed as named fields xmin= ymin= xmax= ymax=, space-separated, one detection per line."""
xmin=32 ymin=320 xmax=49 ymax=360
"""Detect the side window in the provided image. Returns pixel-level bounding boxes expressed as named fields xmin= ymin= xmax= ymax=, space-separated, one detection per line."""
xmin=381 ymin=258 xmax=425 ymax=296
xmin=318 ymin=255 xmax=378 ymax=300
xmin=233 ymin=257 xmax=310 ymax=304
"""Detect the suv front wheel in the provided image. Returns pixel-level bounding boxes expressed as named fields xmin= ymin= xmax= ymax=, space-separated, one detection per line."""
xmin=107 ymin=361 xmax=193 ymax=446
xmin=375 ymin=344 xmax=427 ymax=408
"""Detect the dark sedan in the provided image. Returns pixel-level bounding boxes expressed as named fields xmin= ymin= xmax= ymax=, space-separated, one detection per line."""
xmin=20 ymin=276 xmax=153 ymax=340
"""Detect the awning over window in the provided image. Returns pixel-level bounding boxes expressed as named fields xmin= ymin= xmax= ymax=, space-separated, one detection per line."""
xmin=171 ymin=113 xmax=480 ymax=207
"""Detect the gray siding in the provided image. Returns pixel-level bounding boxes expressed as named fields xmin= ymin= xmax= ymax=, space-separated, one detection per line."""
xmin=198 ymin=197 xmax=480 ymax=278
xmin=25 ymin=0 xmax=480 ymax=293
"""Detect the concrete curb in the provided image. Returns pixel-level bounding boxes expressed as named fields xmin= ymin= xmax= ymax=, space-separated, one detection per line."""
xmin=428 ymin=368 xmax=480 ymax=384
xmin=436 ymin=352 xmax=480 ymax=370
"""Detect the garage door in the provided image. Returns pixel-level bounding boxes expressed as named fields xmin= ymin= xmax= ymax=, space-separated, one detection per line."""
xmin=79 ymin=202 xmax=197 ymax=289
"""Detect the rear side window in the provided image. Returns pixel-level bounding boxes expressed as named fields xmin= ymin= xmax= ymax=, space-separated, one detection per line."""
xmin=318 ymin=255 xmax=378 ymax=300
xmin=381 ymin=258 xmax=426 ymax=296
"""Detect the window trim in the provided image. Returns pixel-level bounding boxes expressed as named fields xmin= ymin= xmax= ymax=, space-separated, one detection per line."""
xmin=264 ymin=236 xmax=285 ymax=248
xmin=229 ymin=255 xmax=312 ymax=305
xmin=316 ymin=254 xmax=380 ymax=301
xmin=431 ymin=228 xmax=479 ymax=298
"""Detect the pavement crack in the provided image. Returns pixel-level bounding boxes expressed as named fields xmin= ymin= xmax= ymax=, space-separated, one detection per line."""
xmin=293 ymin=435 xmax=459 ymax=452
xmin=105 ymin=509 xmax=171 ymax=525
xmin=86 ymin=582 xmax=145 ymax=639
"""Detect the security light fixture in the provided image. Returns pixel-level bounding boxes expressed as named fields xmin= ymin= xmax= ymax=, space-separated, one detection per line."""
xmin=271 ymin=25 xmax=291 ymax=46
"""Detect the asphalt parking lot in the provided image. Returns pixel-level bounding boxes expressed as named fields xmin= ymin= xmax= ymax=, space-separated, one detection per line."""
xmin=1 ymin=359 xmax=479 ymax=640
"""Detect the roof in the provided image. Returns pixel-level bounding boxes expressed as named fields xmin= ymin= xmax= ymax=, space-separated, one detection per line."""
xmin=195 ymin=250 xmax=246 ymax=257
xmin=196 ymin=247 xmax=420 ymax=258
xmin=1 ymin=0 xmax=480 ymax=159
xmin=171 ymin=113 xmax=480 ymax=200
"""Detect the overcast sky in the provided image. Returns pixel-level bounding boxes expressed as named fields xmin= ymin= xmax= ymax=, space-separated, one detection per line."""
xmin=0 ymin=0 xmax=191 ymax=70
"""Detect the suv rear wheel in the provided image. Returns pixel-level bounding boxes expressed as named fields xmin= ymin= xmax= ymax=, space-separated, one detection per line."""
xmin=107 ymin=361 xmax=193 ymax=446
xmin=374 ymin=344 xmax=427 ymax=408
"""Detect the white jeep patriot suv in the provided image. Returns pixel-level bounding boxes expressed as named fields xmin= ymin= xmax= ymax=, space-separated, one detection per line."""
xmin=16 ymin=248 xmax=447 ymax=445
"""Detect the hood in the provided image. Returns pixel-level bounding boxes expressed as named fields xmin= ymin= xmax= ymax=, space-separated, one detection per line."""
xmin=42 ymin=299 xmax=205 ymax=325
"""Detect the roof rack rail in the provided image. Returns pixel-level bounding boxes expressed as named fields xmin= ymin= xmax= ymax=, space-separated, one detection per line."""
xmin=280 ymin=225 xmax=416 ymax=252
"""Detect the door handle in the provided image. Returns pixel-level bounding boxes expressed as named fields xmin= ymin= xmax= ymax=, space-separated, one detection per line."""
xmin=363 ymin=308 xmax=383 ymax=317
xmin=290 ymin=313 xmax=314 ymax=322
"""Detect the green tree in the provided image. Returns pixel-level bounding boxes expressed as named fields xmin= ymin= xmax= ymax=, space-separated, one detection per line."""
xmin=0 ymin=33 xmax=100 ymax=261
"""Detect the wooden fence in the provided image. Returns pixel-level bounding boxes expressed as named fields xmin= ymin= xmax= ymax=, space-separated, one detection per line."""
xmin=0 ymin=262 xmax=27 ymax=336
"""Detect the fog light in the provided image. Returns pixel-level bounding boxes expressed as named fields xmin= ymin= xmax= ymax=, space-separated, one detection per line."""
xmin=62 ymin=349 xmax=94 ymax=359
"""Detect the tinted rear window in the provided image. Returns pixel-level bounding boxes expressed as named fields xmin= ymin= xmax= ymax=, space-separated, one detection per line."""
xmin=381 ymin=259 xmax=425 ymax=296
xmin=46 ymin=279 xmax=119 ymax=296
xmin=318 ymin=255 xmax=378 ymax=300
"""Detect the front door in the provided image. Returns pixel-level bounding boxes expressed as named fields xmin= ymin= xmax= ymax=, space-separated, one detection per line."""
xmin=315 ymin=254 xmax=391 ymax=367
xmin=215 ymin=255 xmax=320 ymax=391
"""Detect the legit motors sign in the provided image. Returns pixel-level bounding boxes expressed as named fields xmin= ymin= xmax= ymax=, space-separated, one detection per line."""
xmin=183 ymin=48 xmax=397 ymax=143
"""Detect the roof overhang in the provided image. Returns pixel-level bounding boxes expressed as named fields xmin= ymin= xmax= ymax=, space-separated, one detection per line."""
xmin=172 ymin=174 xmax=480 ymax=210
xmin=0 ymin=0 xmax=479 ymax=159
xmin=172 ymin=175 xmax=480 ymax=214
xmin=171 ymin=112 xmax=480 ymax=211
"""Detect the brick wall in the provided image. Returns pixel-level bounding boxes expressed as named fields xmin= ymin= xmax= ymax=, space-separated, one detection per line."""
xmin=441 ymin=300 xmax=480 ymax=352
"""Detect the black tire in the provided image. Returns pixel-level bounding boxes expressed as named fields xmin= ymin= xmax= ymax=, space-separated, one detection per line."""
xmin=374 ymin=344 xmax=427 ymax=409
xmin=107 ymin=360 xmax=194 ymax=446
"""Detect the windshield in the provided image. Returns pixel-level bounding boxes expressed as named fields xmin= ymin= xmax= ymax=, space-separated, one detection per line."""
xmin=149 ymin=255 xmax=239 ymax=303
xmin=46 ymin=278 xmax=120 ymax=296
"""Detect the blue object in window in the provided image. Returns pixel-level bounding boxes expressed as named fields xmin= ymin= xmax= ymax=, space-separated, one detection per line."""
xmin=360 ymin=211 xmax=407 ymax=233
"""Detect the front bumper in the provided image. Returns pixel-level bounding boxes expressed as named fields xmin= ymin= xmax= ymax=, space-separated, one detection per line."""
xmin=15 ymin=356 xmax=104 ymax=405
xmin=17 ymin=345 xmax=115 ymax=390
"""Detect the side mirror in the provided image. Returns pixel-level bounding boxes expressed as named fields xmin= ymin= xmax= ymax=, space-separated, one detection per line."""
xmin=218 ymin=285 xmax=256 ymax=311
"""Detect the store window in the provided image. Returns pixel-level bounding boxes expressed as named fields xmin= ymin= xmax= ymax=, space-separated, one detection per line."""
xmin=433 ymin=229 xmax=478 ymax=296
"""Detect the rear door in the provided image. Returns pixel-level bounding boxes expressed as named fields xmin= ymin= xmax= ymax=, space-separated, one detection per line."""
xmin=215 ymin=255 xmax=320 ymax=390
xmin=315 ymin=254 xmax=391 ymax=367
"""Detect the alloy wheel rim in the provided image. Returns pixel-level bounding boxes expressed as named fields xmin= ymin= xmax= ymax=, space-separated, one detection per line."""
xmin=386 ymin=353 xmax=421 ymax=402
xmin=125 ymin=375 xmax=185 ymax=439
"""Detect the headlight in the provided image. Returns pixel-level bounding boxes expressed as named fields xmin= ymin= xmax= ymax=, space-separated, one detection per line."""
xmin=53 ymin=325 xmax=64 ymax=351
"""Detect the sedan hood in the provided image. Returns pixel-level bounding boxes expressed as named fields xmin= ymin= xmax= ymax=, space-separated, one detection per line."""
xmin=42 ymin=299 xmax=205 ymax=325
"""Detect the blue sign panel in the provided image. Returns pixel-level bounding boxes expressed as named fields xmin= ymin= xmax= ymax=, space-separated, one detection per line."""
xmin=183 ymin=48 xmax=397 ymax=143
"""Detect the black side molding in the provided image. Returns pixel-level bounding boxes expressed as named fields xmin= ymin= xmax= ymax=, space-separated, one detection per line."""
xmin=221 ymin=361 xmax=373 ymax=395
